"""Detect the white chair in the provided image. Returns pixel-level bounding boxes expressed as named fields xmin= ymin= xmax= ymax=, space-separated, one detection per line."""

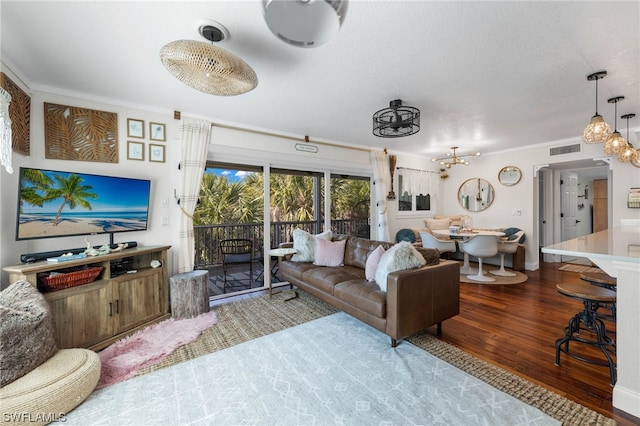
xmin=491 ymin=231 xmax=524 ymax=277
xmin=457 ymin=241 xmax=478 ymax=275
xmin=419 ymin=231 xmax=456 ymax=258
xmin=458 ymin=235 xmax=499 ymax=282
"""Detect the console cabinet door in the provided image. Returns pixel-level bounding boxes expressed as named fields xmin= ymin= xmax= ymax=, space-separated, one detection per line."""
xmin=45 ymin=281 xmax=114 ymax=349
xmin=113 ymin=268 xmax=164 ymax=333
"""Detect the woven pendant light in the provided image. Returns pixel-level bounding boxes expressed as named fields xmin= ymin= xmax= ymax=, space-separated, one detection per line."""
xmin=160 ymin=22 xmax=257 ymax=96
xmin=582 ymin=71 xmax=611 ymax=144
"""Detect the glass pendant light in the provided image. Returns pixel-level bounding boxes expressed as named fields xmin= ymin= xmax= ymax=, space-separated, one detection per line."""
xmin=582 ymin=71 xmax=611 ymax=144
xmin=603 ymin=96 xmax=627 ymax=154
xmin=617 ymin=113 xmax=639 ymax=164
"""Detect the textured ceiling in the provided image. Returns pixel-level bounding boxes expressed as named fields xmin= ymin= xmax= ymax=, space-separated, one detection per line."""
xmin=1 ymin=1 xmax=639 ymax=158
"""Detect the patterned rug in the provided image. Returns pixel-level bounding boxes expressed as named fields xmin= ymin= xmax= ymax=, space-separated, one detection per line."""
xmin=66 ymin=313 xmax=560 ymax=425
xmin=133 ymin=291 xmax=612 ymax=425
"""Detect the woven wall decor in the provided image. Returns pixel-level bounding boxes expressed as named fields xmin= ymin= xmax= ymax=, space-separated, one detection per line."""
xmin=0 ymin=72 xmax=31 ymax=155
xmin=44 ymin=102 xmax=118 ymax=163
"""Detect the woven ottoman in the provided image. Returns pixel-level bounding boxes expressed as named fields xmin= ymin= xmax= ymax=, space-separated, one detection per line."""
xmin=0 ymin=348 xmax=100 ymax=426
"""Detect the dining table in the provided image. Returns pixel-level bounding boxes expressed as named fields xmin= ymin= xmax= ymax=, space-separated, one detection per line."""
xmin=432 ymin=229 xmax=505 ymax=274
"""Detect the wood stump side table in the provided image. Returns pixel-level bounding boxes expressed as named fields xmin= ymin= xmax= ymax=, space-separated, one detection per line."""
xmin=169 ymin=270 xmax=210 ymax=319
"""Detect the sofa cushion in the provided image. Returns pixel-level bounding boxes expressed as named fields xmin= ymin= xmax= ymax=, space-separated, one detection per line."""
xmin=365 ymin=245 xmax=385 ymax=282
xmin=344 ymin=237 xmax=392 ymax=269
xmin=375 ymin=242 xmax=427 ymax=291
xmin=314 ymin=238 xmax=346 ymax=267
xmin=303 ymin=266 xmax=363 ymax=295
xmin=395 ymin=228 xmax=416 ymax=243
xmin=334 ymin=280 xmax=386 ymax=318
xmin=504 ymin=227 xmax=526 ymax=243
xmin=424 ymin=217 xmax=451 ymax=230
xmin=291 ymin=229 xmax=332 ymax=262
xmin=0 ymin=280 xmax=58 ymax=387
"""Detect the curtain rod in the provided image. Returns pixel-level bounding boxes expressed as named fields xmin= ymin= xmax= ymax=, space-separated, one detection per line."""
xmin=211 ymin=122 xmax=372 ymax=153
xmin=397 ymin=166 xmax=439 ymax=174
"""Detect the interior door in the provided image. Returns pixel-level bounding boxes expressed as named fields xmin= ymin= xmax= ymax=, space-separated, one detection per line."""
xmin=560 ymin=172 xmax=579 ymax=262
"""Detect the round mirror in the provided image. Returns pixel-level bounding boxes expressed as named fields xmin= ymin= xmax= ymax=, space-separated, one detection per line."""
xmin=498 ymin=166 xmax=522 ymax=186
xmin=458 ymin=178 xmax=495 ymax=211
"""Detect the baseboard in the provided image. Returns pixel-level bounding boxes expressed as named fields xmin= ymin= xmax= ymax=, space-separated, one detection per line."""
xmin=613 ymin=384 xmax=640 ymax=418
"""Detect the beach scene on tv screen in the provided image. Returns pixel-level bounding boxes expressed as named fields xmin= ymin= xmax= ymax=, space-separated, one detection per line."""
xmin=17 ymin=168 xmax=150 ymax=240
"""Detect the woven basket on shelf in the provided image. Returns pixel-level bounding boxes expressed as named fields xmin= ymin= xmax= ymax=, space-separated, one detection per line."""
xmin=39 ymin=267 xmax=103 ymax=292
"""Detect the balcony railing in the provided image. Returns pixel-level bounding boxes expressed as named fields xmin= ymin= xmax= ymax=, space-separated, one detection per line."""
xmin=194 ymin=219 xmax=370 ymax=268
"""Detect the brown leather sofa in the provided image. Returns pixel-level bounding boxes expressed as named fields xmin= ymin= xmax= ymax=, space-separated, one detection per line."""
xmin=278 ymin=235 xmax=460 ymax=346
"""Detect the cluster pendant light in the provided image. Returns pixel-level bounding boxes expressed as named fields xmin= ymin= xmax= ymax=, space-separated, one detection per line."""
xmin=603 ymin=96 xmax=627 ymax=154
xmin=431 ymin=146 xmax=480 ymax=168
xmin=617 ymin=114 xmax=639 ymax=165
xmin=582 ymin=71 xmax=611 ymax=144
xmin=581 ymin=69 xmax=638 ymax=168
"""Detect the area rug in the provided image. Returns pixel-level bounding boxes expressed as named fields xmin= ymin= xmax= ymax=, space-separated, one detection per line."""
xmin=457 ymin=262 xmax=528 ymax=285
xmin=65 ymin=312 xmax=560 ymax=425
xmin=96 ymin=311 xmax=218 ymax=388
xmin=122 ymin=291 xmax=611 ymax=425
xmin=558 ymin=264 xmax=602 ymax=274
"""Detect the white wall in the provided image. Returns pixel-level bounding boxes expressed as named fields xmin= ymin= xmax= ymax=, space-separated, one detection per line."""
xmin=1 ymin=76 xmax=181 ymax=286
xmin=385 ymin=141 xmax=640 ymax=270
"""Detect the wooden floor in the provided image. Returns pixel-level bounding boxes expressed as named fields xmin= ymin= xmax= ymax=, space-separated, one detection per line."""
xmin=212 ymin=261 xmax=639 ymax=424
xmin=440 ymin=261 xmax=638 ymax=425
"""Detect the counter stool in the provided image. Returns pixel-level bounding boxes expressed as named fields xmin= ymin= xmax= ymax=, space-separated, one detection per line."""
xmin=580 ymin=272 xmax=617 ymax=321
xmin=555 ymin=282 xmax=617 ymax=385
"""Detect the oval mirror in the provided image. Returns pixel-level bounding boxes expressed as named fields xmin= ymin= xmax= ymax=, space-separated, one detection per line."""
xmin=458 ymin=178 xmax=495 ymax=211
xmin=498 ymin=166 xmax=522 ymax=186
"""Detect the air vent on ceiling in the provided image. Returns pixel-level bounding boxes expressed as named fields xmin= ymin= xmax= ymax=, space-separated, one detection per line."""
xmin=550 ymin=144 xmax=581 ymax=156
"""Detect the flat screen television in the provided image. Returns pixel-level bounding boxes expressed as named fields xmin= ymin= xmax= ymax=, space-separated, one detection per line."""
xmin=16 ymin=167 xmax=151 ymax=244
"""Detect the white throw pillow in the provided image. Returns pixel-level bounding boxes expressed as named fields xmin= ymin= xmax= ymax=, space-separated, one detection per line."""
xmin=290 ymin=229 xmax=332 ymax=262
xmin=374 ymin=241 xmax=426 ymax=291
xmin=365 ymin=245 xmax=386 ymax=282
xmin=314 ymin=238 xmax=346 ymax=267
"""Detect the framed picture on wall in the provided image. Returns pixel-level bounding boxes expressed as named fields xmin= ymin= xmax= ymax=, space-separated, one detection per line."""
xmin=149 ymin=144 xmax=165 ymax=163
xmin=127 ymin=141 xmax=144 ymax=161
xmin=150 ymin=122 xmax=166 ymax=141
xmin=127 ymin=118 xmax=144 ymax=138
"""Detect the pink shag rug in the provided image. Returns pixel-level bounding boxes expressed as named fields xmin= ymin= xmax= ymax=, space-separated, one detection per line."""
xmin=97 ymin=311 xmax=218 ymax=388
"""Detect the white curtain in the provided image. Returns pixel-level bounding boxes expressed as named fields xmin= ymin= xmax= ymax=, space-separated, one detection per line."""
xmin=178 ymin=117 xmax=212 ymax=273
xmin=0 ymin=87 xmax=13 ymax=174
xmin=398 ymin=168 xmax=439 ymax=198
xmin=370 ymin=151 xmax=390 ymax=242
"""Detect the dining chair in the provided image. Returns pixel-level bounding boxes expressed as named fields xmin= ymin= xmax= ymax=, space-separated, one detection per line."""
xmin=458 ymin=235 xmax=499 ymax=282
xmin=490 ymin=230 xmax=524 ymax=277
xmin=219 ymin=239 xmax=254 ymax=293
xmin=419 ymin=231 xmax=456 ymax=258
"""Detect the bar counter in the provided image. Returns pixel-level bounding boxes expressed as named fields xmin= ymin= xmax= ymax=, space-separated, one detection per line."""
xmin=542 ymin=224 xmax=640 ymax=418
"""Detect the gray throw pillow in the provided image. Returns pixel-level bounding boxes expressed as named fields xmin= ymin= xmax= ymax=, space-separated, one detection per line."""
xmin=0 ymin=280 xmax=58 ymax=386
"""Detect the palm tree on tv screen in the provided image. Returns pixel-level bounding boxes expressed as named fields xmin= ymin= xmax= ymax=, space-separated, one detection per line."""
xmin=44 ymin=174 xmax=98 ymax=226
xmin=19 ymin=168 xmax=54 ymax=209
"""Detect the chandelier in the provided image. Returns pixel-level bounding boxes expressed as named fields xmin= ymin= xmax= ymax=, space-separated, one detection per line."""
xmin=583 ymin=71 xmax=611 ymax=144
xmin=432 ymin=146 xmax=480 ymax=168
xmin=160 ymin=21 xmax=258 ymax=96
xmin=372 ymin=100 xmax=420 ymax=138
